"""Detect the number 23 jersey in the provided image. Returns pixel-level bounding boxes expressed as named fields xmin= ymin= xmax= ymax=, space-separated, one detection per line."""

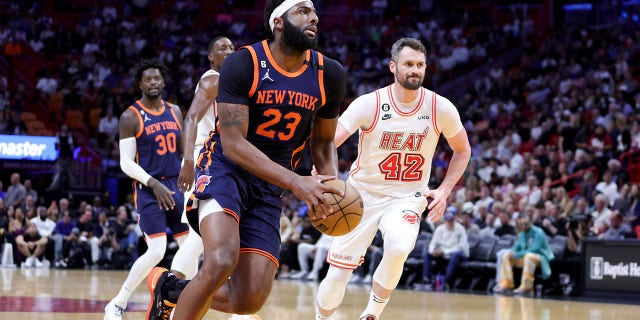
xmin=340 ymin=85 xmax=463 ymax=198
xmin=212 ymin=40 xmax=345 ymax=171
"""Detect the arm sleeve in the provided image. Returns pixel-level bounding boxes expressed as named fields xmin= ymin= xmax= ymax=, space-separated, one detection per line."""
xmin=316 ymin=57 xmax=346 ymax=119
xmin=435 ymin=95 xmax=464 ymax=139
xmin=119 ymin=137 xmax=152 ymax=185
xmin=216 ymin=49 xmax=255 ymax=105
xmin=338 ymin=92 xmax=377 ymax=135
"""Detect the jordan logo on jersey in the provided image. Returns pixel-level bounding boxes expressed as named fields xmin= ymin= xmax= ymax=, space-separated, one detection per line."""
xmin=261 ymin=68 xmax=274 ymax=82
xmin=140 ymin=111 xmax=151 ymax=122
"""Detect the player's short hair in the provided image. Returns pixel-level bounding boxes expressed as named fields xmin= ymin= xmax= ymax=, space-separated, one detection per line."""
xmin=390 ymin=38 xmax=427 ymax=63
xmin=134 ymin=59 xmax=170 ymax=84
xmin=264 ymin=0 xmax=287 ymax=34
xmin=208 ymin=36 xmax=229 ymax=53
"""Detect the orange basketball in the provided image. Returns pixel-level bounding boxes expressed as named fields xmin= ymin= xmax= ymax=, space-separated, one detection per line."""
xmin=311 ymin=179 xmax=363 ymax=236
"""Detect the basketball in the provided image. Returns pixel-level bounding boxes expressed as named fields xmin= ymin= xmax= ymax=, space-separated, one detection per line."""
xmin=310 ymin=179 xmax=363 ymax=236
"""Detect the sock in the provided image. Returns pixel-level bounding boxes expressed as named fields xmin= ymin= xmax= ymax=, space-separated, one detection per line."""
xmin=360 ymin=291 xmax=389 ymax=319
xmin=316 ymin=309 xmax=333 ymax=320
xmin=113 ymin=285 xmax=133 ymax=309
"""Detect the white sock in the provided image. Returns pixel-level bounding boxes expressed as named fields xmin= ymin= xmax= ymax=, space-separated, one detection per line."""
xmin=360 ymin=291 xmax=389 ymax=319
xmin=112 ymin=285 xmax=132 ymax=309
xmin=114 ymin=235 xmax=166 ymax=308
xmin=316 ymin=309 xmax=333 ymax=320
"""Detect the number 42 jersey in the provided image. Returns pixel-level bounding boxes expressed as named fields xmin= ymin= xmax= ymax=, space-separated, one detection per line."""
xmin=340 ymin=85 xmax=464 ymax=198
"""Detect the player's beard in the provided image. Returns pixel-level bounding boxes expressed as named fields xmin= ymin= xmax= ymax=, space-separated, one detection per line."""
xmin=144 ymin=88 xmax=162 ymax=100
xmin=282 ymin=18 xmax=317 ymax=54
xmin=396 ymin=72 xmax=424 ymax=90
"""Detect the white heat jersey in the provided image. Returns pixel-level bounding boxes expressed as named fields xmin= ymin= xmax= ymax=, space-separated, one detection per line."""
xmin=339 ymin=85 xmax=463 ymax=198
xmin=194 ymin=69 xmax=218 ymax=148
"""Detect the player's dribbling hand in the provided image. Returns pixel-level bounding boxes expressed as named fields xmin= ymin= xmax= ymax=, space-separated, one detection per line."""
xmin=177 ymin=160 xmax=195 ymax=193
xmin=290 ymin=175 xmax=343 ymax=221
xmin=423 ymin=188 xmax=448 ymax=222
xmin=149 ymin=179 xmax=176 ymax=210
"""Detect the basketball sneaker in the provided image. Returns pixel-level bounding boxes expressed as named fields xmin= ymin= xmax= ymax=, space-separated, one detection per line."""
xmin=104 ymin=300 xmax=125 ymax=320
xmin=360 ymin=315 xmax=377 ymax=320
xmin=147 ymin=267 xmax=175 ymax=320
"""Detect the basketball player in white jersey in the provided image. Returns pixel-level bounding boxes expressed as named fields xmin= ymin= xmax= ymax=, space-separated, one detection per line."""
xmin=315 ymin=37 xmax=471 ymax=320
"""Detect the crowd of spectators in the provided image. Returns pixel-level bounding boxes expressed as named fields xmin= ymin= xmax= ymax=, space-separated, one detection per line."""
xmin=0 ymin=0 xmax=640 ymax=297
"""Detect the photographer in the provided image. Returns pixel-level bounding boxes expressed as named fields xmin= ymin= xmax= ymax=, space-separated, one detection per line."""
xmin=63 ymin=227 xmax=91 ymax=268
xmin=99 ymin=206 xmax=137 ymax=269
xmin=560 ymin=215 xmax=586 ymax=295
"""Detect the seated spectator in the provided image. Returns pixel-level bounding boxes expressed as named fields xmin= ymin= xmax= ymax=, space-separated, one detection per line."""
xmin=495 ymin=214 xmax=555 ymax=294
xmin=280 ymin=215 xmax=321 ymax=279
xmin=421 ymin=208 xmax=469 ymax=289
xmin=76 ymin=205 xmax=100 ymax=265
xmin=494 ymin=209 xmax=516 ymax=237
xmin=53 ymin=210 xmax=76 ymax=267
xmin=103 ymin=206 xmax=138 ymax=268
xmin=600 ymin=211 xmax=632 ymax=240
xmin=291 ymin=234 xmax=333 ymax=281
xmin=478 ymin=212 xmax=497 ymax=237
xmin=15 ymin=222 xmax=48 ymax=268
xmin=460 ymin=202 xmax=481 ymax=237
xmin=277 ymin=208 xmax=294 ymax=279
xmin=591 ymin=194 xmax=612 ymax=235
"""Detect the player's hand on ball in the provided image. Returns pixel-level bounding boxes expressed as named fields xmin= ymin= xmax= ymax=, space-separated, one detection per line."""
xmin=290 ymin=175 xmax=343 ymax=221
xmin=423 ymin=188 xmax=447 ymax=222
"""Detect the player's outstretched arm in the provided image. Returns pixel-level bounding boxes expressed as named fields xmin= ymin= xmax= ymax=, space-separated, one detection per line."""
xmin=177 ymin=74 xmax=219 ymax=192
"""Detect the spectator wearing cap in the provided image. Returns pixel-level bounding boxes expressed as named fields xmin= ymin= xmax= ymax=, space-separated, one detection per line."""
xmin=420 ymin=207 xmax=469 ymax=289
xmin=460 ymin=202 xmax=480 ymax=237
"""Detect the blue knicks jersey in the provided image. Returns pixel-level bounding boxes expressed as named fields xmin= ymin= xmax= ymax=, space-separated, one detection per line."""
xmin=205 ymin=40 xmax=326 ymax=170
xmin=129 ymin=100 xmax=182 ymax=179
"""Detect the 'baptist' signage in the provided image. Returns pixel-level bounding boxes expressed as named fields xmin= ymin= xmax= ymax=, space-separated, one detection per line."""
xmin=584 ymin=240 xmax=640 ymax=293
xmin=0 ymin=134 xmax=58 ymax=161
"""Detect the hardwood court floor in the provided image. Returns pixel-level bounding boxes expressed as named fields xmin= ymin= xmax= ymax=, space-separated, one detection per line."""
xmin=1 ymin=268 xmax=640 ymax=319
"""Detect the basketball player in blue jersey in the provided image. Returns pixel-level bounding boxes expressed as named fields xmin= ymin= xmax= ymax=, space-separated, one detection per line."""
xmin=104 ymin=60 xmax=191 ymax=320
xmin=145 ymin=36 xmax=244 ymax=320
xmin=147 ymin=1 xmax=347 ymax=319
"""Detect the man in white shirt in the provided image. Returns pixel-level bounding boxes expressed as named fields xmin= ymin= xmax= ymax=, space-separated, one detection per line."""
xmin=421 ymin=208 xmax=469 ymax=289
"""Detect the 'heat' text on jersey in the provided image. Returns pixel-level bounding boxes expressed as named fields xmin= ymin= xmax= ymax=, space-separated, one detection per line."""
xmin=256 ymin=89 xmax=317 ymax=111
xmin=144 ymin=121 xmax=179 ymax=135
xmin=379 ymin=130 xmax=427 ymax=151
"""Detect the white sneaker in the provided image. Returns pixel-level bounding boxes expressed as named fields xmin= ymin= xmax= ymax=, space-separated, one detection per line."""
xmin=307 ymin=272 xmax=318 ymax=281
xmin=34 ymin=258 xmax=44 ymax=268
xmin=23 ymin=257 xmax=34 ymax=268
xmin=104 ymin=300 xmax=125 ymax=320
xmin=290 ymin=271 xmax=308 ymax=280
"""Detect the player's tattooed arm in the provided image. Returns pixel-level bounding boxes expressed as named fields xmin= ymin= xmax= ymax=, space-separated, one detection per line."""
xmin=217 ymin=103 xmax=249 ymax=138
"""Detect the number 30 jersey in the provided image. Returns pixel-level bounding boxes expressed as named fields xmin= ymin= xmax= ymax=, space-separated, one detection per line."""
xmin=340 ymin=85 xmax=464 ymax=198
xmin=129 ymin=100 xmax=182 ymax=179
xmin=209 ymin=40 xmax=345 ymax=171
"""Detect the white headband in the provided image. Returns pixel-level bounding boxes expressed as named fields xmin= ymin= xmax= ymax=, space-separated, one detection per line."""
xmin=269 ymin=0 xmax=306 ymax=32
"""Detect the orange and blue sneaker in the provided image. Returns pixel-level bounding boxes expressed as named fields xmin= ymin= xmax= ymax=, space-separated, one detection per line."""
xmin=147 ymin=267 xmax=177 ymax=320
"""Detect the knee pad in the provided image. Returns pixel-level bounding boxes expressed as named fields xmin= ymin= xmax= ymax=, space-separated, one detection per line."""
xmin=372 ymin=234 xmax=416 ymax=290
xmin=317 ymin=266 xmax=352 ymax=310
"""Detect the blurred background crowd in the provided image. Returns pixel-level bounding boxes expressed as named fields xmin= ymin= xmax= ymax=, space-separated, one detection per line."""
xmin=1 ymin=0 xmax=640 ymax=296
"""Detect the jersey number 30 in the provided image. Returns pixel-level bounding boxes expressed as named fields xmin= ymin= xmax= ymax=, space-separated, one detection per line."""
xmin=155 ymin=132 xmax=177 ymax=155
xmin=378 ymin=152 xmax=425 ymax=181
xmin=256 ymin=108 xmax=301 ymax=141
